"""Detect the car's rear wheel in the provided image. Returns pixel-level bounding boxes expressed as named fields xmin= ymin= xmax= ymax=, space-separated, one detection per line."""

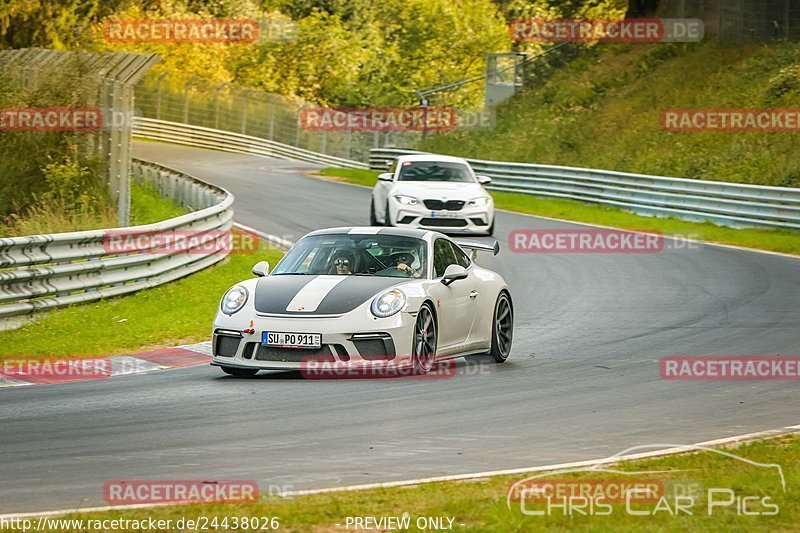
xmin=489 ymin=292 xmax=513 ymax=363
xmin=412 ymin=304 xmax=437 ymax=374
xmin=221 ymin=366 xmax=259 ymax=377
xmin=369 ymin=199 xmax=381 ymax=226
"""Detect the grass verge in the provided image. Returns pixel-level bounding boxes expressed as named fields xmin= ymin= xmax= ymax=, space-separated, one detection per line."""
xmin=0 ymin=243 xmax=284 ymax=358
xmin=0 ymin=183 xmax=186 ymax=236
xmin=9 ymin=432 xmax=797 ymax=532
xmin=130 ymin=181 xmax=189 ymax=225
xmin=317 ymin=167 xmax=800 ymax=255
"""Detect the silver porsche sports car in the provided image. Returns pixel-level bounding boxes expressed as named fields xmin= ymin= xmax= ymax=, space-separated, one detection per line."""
xmin=211 ymin=227 xmax=513 ymax=377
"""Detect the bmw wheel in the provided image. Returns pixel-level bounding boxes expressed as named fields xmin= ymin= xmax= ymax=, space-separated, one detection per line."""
xmin=369 ymin=199 xmax=381 ymax=226
xmin=412 ymin=304 xmax=437 ymax=374
xmin=384 ymin=199 xmax=392 ymax=226
xmin=489 ymin=292 xmax=513 ymax=363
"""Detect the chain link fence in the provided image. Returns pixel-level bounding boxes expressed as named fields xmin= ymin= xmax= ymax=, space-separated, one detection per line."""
xmin=661 ymin=0 xmax=800 ymax=41
xmin=135 ymin=74 xmax=425 ymax=164
xmin=0 ymin=48 xmax=159 ymax=225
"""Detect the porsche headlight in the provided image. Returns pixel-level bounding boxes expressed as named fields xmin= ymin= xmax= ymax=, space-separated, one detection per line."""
xmin=221 ymin=285 xmax=248 ymax=315
xmin=394 ymin=195 xmax=419 ymax=206
xmin=468 ymin=196 xmax=491 ymax=207
xmin=370 ymin=288 xmax=407 ymax=318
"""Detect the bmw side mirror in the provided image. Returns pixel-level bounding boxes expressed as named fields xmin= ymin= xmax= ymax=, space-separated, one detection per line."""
xmin=378 ymin=173 xmax=393 ymax=182
xmin=252 ymin=261 xmax=270 ymax=277
xmin=441 ymin=264 xmax=468 ymax=286
xmin=476 ymin=175 xmax=492 ymax=185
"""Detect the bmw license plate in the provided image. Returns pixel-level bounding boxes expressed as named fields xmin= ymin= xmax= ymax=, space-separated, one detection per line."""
xmin=430 ymin=210 xmax=458 ymax=218
xmin=262 ymin=331 xmax=321 ymax=349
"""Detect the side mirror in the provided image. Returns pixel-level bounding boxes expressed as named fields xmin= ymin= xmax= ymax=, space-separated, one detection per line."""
xmin=252 ymin=260 xmax=269 ymax=277
xmin=476 ymin=174 xmax=492 ymax=185
xmin=378 ymin=173 xmax=393 ymax=182
xmin=441 ymin=264 xmax=468 ymax=286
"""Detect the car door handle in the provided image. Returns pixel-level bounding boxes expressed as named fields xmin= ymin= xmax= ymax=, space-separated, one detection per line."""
xmin=469 ymin=290 xmax=478 ymax=299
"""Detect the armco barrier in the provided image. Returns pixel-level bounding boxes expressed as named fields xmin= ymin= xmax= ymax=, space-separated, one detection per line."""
xmin=369 ymin=148 xmax=800 ymax=230
xmin=133 ymin=117 xmax=369 ymax=170
xmin=0 ymin=159 xmax=234 ymax=324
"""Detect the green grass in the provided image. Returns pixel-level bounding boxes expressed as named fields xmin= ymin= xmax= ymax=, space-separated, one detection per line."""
xmin=0 ymin=183 xmax=187 ymax=237
xmin=318 ymin=167 xmax=385 ymax=187
xmin=316 ymin=168 xmax=800 ymax=255
xmin=0 ymin=244 xmax=284 ymax=358
xmin=12 ymin=433 xmax=798 ymax=532
xmin=422 ymin=40 xmax=800 ymax=188
xmin=130 ymin=181 xmax=189 ymax=225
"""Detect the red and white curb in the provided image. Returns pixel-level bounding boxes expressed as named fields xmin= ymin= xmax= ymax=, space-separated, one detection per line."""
xmin=0 ymin=341 xmax=211 ymax=388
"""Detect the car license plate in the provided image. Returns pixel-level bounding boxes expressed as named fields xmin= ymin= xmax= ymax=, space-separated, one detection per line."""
xmin=262 ymin=331 xmax=321 ymax=349
xmin=430 ymin=210 xmax=458 ymax=218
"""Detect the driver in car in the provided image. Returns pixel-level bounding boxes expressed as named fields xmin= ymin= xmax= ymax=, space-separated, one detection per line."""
xmin=332 ymin=250 xmax=355 ymax=275
xmin=394 ymin=253 xmax=420 ymax=278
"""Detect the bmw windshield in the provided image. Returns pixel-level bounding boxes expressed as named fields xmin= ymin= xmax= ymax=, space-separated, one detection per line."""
xmin=397 ymin=161 xmax=474 ymax=183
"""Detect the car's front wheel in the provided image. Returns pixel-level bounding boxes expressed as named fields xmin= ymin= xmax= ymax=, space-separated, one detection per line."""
xmin=384 ymin=199 xmax=392 ymax=226
xmin=489 ymin=292 xmax=513 ymax=363
xmin=485 ymin=218 xmax=495 ymax=236
xmin=221 ymin=366 xmax=259 ymax=377
xmin=369 ymin=198 xmax=381 ymax=226
xmin=412 ymin=303 xmax=437 ymax=374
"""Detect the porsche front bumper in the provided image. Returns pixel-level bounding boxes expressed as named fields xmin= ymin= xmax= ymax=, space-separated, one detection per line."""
xmin=211 ymin=308 xmax=417 ymax=371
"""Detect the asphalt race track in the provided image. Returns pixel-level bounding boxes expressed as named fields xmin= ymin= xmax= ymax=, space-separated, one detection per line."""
xmin=1 ymin=142 xmax=798 ymax=513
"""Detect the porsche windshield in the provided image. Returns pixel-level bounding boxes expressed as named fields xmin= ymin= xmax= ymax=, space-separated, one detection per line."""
xmin=397 ymin=161 xmax=474 ymax=183
xmin=271 ymin=234 xmax=427 ymax=278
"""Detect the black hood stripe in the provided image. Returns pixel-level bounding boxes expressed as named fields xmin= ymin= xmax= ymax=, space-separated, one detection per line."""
xmin=254 ymin=275 xmax=414 ymax=315
xmin=313 ymin=276 xmax=413 ymax=315
xmin=254 ymin=275 xmax=317 ymax=314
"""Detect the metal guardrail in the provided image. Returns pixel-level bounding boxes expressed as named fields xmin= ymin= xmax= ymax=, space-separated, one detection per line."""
xmin=0 ymin=159 xmax=234 ymax=324
xmin=369 ymin=148 xmax=800 ymax=230
xmin=133 ymin=117 xmax=369 ymax=169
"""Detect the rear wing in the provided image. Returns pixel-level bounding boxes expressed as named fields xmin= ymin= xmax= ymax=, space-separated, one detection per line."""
xmin=454 ymin=239 xmax=500 ymax=260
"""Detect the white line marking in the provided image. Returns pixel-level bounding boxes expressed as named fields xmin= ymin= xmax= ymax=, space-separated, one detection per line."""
xmin=4 ymin=425 xmax=797 ymax=519
xmin=180 ymin=341 xmax=212 ymax=355
xmin=234 ymin=222 xmax=295 ymax=249
xmin=495 ymin=207 xmax=800 ymax=260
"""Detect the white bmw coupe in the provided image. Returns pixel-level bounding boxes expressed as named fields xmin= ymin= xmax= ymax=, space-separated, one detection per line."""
xmin=370 ymin=154 xmax=495 ymax=235
xmin=211 ymin=227 xmax=513 ymax=377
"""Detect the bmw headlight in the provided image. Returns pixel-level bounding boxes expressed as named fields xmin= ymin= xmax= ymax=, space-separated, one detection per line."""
xmin=370 ymin=288 xmax=407 ymax=318
xmin=394 ymin=195 xmax=419 ymax=206
xmin=221 ymin=285 xmax=248 ymax=315
xmin=468 ymin=196 xmax=491 ymax=207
